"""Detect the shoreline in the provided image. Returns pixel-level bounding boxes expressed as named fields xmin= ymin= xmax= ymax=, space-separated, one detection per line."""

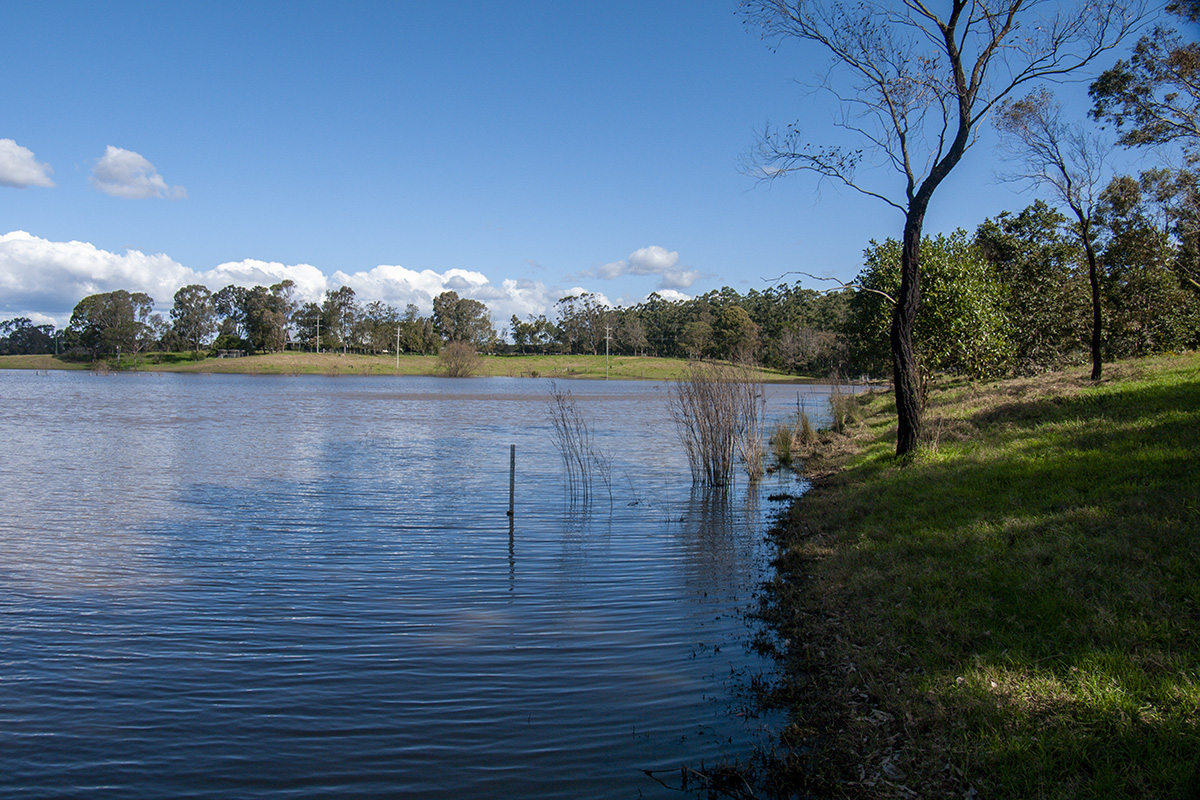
xmin=0 ymin=352 xmax=823 ymax=383
xmin=753 ymin=352 xmax=1200 ymax=798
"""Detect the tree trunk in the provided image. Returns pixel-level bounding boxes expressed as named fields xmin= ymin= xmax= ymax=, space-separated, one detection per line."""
xmin=891 ymin=208 xmax=925 ymax=456
xmin=1084 ymin=236 xmax=1103 ymax=381
xmin=1074 ymin=212 xmax=1103 ymax=381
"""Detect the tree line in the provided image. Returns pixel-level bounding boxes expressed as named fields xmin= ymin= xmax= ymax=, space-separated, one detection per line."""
xmin=4 ymin=178 xmax=1197 ymax=378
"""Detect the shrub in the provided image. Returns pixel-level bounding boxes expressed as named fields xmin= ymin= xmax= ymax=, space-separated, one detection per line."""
xmin=670 ymin=361 xmax=764 ymax=485
xmin=438 ymin=340 xmax=480 ymax=377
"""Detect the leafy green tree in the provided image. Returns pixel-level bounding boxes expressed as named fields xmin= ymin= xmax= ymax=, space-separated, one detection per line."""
xmin=357 ymin=300 xmax=400 ymax=354
xmin=0 ymin=318 xmax=58 ymax=355
xmin=634 ymin=292 xmax=685 ymax=358
xmin=291 ymin=302 xmax=324 ymax=351
xmin=322 ymin=286 xmax=358 ymax=353
xmin=67 ymin=290 xmax=156 ymax=364
xmin=1089 ymin=0 xmax=1199 ymax=161
xmin=848 ymin=232 xmax=1012 ymax=384
xmin=1138 ymin=167 xmax=1200 ymax=297
xmin=679 ymin=317 xmax=713 ymax=359
xmin=432 ymin=291 xmax=496 ymax=349
xmin=712 ymin=305 xmax=759 ymax=362
xmin=1090 ymin=2 xmax=1200 ymax=299
xmin=976 ymin=202 xmax=1090 ymax=375
xmin=212 ymin=285 xmax=249 ymax=340
xmin=554 ymin=293 xmax=612 ymax=355
xmin=615 ymin=308 xmax=649 ymax=356
xmin=396 ymin=303 xmax=439 ymax=354
xmin=1097 ymin=175 xmax=1200 ymax=355
xmin=170 ymin=284 xmax=215 ymax=354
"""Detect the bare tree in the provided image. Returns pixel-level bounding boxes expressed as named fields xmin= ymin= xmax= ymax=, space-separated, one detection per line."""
xmin=741 ymin=0 xmax=1143 ymax=455
xmin=996 ymin=88 xmax=1111 ymax=380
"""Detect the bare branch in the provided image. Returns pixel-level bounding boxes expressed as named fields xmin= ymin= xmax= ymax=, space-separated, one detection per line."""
xmin=762 ymin=269 xmax=898 ymax=305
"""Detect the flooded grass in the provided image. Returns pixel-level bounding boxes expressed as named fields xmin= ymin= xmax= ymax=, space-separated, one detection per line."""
xmin=761 ymin=352 xmax=1200 ymax=798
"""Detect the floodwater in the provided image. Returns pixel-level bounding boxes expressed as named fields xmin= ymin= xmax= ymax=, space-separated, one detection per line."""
xmin=0 ymin=369 xmax=831 ymax=798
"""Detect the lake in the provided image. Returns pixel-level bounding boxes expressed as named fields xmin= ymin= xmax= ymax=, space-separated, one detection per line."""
xmin=0 ymin=369 xmax=832 ymax=798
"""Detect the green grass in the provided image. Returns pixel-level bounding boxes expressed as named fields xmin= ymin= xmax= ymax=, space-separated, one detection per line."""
xmin=1 ymin=351 xmax=804 ymax=382
xmin=763 ymin=352 xmax=1200 ymax=799
xmin=0 ymin=354 xmax=90 ymax=370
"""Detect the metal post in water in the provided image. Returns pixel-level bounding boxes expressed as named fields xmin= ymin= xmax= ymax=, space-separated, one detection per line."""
xmin=507 ymin=444 xmax=515 ymax=517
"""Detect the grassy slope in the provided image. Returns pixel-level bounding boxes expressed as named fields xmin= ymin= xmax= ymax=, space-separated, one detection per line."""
xmin=0 ymin=352 xmax=803 ymax=382
xmin=765 ymin=352 xmax=1200 ymax=799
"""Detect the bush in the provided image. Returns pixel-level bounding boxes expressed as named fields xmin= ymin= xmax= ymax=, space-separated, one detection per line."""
xmin=670 ymin=361 xmax=764 ymax=485
xmin=438 ymin=340 xmax=480 ymax=377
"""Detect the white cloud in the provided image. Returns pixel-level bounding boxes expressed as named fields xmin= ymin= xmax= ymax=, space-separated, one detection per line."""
xmin=650 ymin=288 xmax=692 ymax=303
xmin=0 ymin=231 xmax=602 ymax=330
xmin=90 ymin=146 xmax=186 ymax=199
xmin=0 ymin=139 xmax=54 ymax=188
xmin=0 ymin=231 xmax=194 ymax=322
xmin=330 ymin=263 xmax=557 ymax=324
xmin=628 ymin=245 xmax=680 ymax=275
xmin=200 ymin=259 xmax=328 ymax=304
xmin=584 ymin=244 xmax=701 ymax=290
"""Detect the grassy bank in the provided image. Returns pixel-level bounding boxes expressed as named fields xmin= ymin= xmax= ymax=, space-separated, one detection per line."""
xmin=761 ymin=352 xmax=1200 ymax=799
xmin=0 ymin=351 xmax=803 ymax=382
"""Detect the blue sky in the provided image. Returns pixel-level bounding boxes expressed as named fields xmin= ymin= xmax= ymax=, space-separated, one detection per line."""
xmin=0 ymin=1 xmax=1163 ymax=329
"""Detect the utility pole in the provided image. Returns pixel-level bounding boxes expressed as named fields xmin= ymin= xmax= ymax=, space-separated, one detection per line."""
xmin=395 ymin=323 xmax=401 ymax=371
xmin=604 ymin=324 xmax=612 ymax=380
xmin=314 ymin=314 xmax=321 ymax=353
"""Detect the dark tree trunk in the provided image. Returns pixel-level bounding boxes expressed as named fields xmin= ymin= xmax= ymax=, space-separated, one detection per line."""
xmin=892 ymin=207 xmax=925 ymax=456
xmin=1074 ymin=211 xmax=1103 ymax=381
xmin=1085 ymin=238 xmax=1103 ymax=381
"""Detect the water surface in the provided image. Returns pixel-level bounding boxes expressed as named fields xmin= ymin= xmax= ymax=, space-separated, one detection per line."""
xmin=0 ymin=370 xmax=827 ymax=798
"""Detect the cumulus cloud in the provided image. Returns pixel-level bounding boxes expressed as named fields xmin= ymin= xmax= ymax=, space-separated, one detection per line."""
xmin=0 ymin=139 xmax=54 ymax=188
xmin=90 ymin=146 xmax=186 ymax=199
xmin=587 ymin=244 xmax=701 ymax=290
xmin=0 ymin=231 xmax=194 ymax=320
xmin=0 ymin=230 xmax=563 ymax=329
xmin=648 ymin=288 xmax=691 ymax=303
xmin=200 ymin=259 xmax=328 ymax=303
xmin=329 ymin=263 xmax=556 ymax=324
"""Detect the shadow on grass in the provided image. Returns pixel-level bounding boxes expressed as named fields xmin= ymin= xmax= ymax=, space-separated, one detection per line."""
xmin=767 ymin=363 xmax=1200 ymax=798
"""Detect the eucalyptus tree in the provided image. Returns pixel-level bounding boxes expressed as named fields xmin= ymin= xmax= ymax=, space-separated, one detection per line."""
xmin=1089 ymin=0 xmax=1199 ymax=160
xmin=741 ymin=0 xmax=1143 ymax=454
xmin=322 ymin=286 xmax=358 ymax=353
xmin=243 ymin=281 xmax=295 ymax=352
xmin=397 ymin=304 xmax=439 ymax=354
xmin=1096 ymin=174 xmax=1200 ymax=355
xmin=0 ymin=317 xmax=57 ymax=355
xmin=212 ymin=285 xmax=249 ymax=340
xmin=170 ymin=284 xmax=215 ymax=354
xmin=1090 ymin=1 xmax=1200 ymax=295
xmin=431 ymin=291 xmax=496 ymax=349
xmin=555 ymin=293 xmax=611 ymax=355
xmin=996 ymin=88 xmax=1113 ymax=379
xmin=67 ymin=290 xmax=155 ymax=363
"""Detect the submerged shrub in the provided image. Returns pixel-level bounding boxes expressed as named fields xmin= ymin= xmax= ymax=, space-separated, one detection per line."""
xmin=670 ymin=361 xmax=764 ymax=485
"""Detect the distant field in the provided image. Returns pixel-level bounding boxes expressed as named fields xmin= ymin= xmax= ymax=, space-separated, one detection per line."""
xmin=0 ymin=354 xmax=89 ymax=370
xmin=0 ymin=352 xmax=806 ymax=382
